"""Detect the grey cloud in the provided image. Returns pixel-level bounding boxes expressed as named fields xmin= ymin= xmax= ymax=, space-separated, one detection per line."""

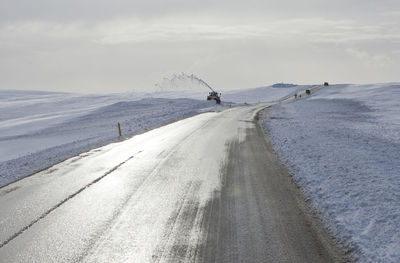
xmin=0 ymin=0 xmax=400 ymax=93
xmin=1 ymin=0 xmax=399 ymax=23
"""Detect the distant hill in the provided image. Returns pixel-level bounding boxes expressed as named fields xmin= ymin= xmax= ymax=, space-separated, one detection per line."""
xmin=272 ymin=83 xmax=298 ymax=88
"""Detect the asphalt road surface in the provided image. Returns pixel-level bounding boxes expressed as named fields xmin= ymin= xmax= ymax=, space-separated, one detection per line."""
xmin=0 ymin=103 xmax=348 ymax=262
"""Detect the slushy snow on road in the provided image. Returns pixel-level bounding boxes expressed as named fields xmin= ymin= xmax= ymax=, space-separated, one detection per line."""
xmin=264 ymin=83 xmax=400 ymax=262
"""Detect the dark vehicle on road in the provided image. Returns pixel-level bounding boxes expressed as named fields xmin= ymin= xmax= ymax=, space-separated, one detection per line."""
xmin=207 ymin=91 xmax=221 ymax=104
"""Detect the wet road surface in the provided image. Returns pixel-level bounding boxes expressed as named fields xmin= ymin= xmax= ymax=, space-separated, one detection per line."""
xmin=0 ymin=103 xmax=347 ymax=262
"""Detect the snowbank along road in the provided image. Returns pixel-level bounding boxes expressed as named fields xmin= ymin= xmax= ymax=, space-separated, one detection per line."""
xmin=0 ymin=101 xmax=348 ymax=262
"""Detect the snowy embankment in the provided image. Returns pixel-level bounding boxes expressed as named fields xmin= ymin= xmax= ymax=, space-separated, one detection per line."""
xmin=0 ymin=84 xmax=301 ymax=187
xmin=264 ymin=83 xmax=400 ymax=262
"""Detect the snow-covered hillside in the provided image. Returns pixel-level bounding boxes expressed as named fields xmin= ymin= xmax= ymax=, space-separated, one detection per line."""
xmin=264 ymin=83 xmax=400 ymax=262
xmin=0 ymin=91 xmax=219 ymax=187
xmin=0 ymin=90 xmax=140 ymax=161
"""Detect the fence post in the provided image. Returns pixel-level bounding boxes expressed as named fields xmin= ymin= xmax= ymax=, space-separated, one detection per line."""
xmin=118 ymin=122 xmax=122 ymax=137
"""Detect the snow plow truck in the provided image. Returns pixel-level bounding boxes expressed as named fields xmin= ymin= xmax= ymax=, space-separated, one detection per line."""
xmin=207 ymin=91 xmax=221 ymax=104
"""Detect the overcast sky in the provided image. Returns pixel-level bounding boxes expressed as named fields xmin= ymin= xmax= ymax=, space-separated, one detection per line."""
xmin=1 ymin=0 xmax=399 ymax=93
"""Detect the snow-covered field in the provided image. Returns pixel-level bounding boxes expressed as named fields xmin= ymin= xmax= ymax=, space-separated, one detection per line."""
xmin=0 ymin=84 xmax=302 ymax=187
xmin=264 ymin=83 xmax=400 ymax=262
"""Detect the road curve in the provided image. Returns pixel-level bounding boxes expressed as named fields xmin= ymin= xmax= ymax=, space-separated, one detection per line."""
xmin=0 ymin=103 xmax=347 ymax=262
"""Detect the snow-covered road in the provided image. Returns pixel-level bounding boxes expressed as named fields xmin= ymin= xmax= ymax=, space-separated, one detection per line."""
xmin=0 ymin=103 xmax=346 ymax=262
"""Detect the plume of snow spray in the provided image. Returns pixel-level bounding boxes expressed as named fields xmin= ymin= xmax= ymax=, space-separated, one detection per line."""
xmin=156 ymin=73 xmax=215 ymax=92
xmin=189 ymin=74 xmax=214 ymax=92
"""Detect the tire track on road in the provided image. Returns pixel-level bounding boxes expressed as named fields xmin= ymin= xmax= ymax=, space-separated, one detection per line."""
xmin=0 ymin=152 xmax=140 ymax=249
